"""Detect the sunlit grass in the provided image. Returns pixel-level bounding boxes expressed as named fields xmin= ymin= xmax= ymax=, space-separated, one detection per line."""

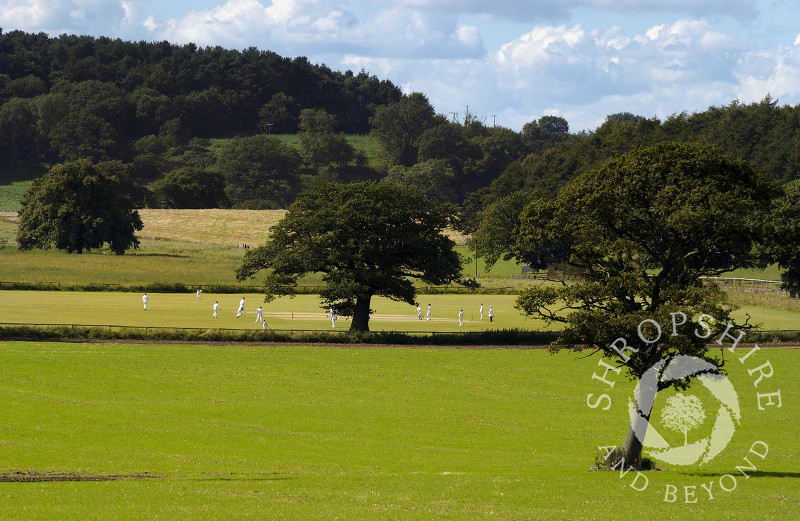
xmin=0 ymin=210 xmax=534 ymax=289
xmin=136 ymin=208 xmax=286 ymax=246
xmin=0 ymin=342 xmax=796 ymax=520
xmin=0 ymin=291 xmax=541 ymax=332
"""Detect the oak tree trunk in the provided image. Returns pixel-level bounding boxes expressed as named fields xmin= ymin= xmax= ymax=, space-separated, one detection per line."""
xmin=349 ymin=295 xmax=372 ymax=332
xmin=618 ymin=397 xmax=650 ymax=469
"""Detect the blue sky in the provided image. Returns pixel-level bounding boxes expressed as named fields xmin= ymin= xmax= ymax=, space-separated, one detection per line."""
xmin=2 ymin=0 xmax=800 ymax=131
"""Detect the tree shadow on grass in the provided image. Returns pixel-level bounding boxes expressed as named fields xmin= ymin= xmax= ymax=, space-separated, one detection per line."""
xmin=0 ymin=471 xmax=296 ymax=482
xmin=0 ymin=165 xmax=47 ymax=185
xmin=129 ymin=252 xmax=191 ymax=259
xmin=195 ymin=473 xmax=296 ymax=482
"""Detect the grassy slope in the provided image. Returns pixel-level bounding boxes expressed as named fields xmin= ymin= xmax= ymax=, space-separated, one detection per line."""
xmin=208 ymin=133 xmax=388 ymax=169
xmin=0 ymin=342 xmax=796 ymax=520
xmin=0 ymin=179 xmax=31 ymax=212
xmin=136 ymin=209 xmax=287 ymax=246
xmin=0 ymin=164 xmax=47 ymax=212
xmin=0 ymin=210 xmax=535 ymax=289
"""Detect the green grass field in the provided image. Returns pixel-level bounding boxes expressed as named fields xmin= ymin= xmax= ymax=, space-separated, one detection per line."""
xmin=0 ymin=189 xmax=797 ymax=519
xmin=2 ymin=290 xmax=797 ymax=333
xmin=0 ymin=163 xmax=46 ymax=212
xmin=0 ymin=179 xmax=31 ymax=212
xmin=0 ymin=241 xmax=534 ymax=290
xmin=208 ymin=133 xmax=388 ymax=169
xmin=0 ymin=291 xmax=544 ymax=332
xmin=0 ymin=210 xmax=539 ymax=289
xmin=0 ymin=342 xmax=796 ymax=520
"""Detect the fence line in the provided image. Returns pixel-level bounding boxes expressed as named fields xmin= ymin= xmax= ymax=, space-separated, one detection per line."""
xmin=2 ymin=322 xmax=798 ymax=338
xmin=700 ymin=276 xmax=781 ymax=286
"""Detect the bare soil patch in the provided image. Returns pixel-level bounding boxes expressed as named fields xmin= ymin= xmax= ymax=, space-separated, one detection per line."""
xmin=0 ymin=470 xmax=160 ymax=482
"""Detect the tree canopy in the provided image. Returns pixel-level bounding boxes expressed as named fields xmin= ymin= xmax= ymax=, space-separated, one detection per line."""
xmin=512 ymin=142 xmax=777 ymax=466
xmin=4 ymin=29 xmax=800 ymax=231
xmin=17 ymin=159 xmax=143 ymax=254
xmin=369 ymin=92 xmax=439 ymax=166
xmin=216 ymin=134 xmax=302 ymax=209
xmin=298 ymin=108 xmax=356 ymax=168
xmin=150 ymin=167 xmax=228 ymax=209
xmin=764 ymin=178 xmax=800 ymax=297
xmin=235 ymin=181 xmax=468 ymax=331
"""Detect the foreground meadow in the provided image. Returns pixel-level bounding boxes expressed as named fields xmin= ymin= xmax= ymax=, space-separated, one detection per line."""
xmin=0 ymin=342 xmax=796 ymax=520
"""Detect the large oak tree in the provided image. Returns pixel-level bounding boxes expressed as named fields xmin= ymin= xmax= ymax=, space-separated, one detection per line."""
xmin=236 ymin=181 xmax=468 ymax=331
xmin=512 ymin=142 xmax=777 ymax=468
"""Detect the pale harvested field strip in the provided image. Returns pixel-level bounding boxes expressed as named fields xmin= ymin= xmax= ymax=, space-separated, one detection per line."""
xmin=136 ymin=209 xmax=287 ymax=246
xmin=2 ymin=209 xmax=469 ymax=246
xmin=137 ymin=209 xmax=468 ymax=245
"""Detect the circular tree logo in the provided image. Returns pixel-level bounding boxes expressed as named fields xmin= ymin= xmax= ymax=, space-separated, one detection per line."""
xmin=584 ymin=313 xmax=784 ymax=503
xmin=628 ymin=355 xmax=741 ymax=466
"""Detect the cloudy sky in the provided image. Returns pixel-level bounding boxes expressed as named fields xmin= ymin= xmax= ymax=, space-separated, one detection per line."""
xmin=2 ymin=0 xmax=800 ymax=131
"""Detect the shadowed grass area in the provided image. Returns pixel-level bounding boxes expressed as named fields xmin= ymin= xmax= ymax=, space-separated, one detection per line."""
xmin=0 ymin=342 xmax=796 ymax=520
xmin=208 ymin=134 xmax=387 ymax=169
xmin=0 ymin=163 xmax=47 ymax=212
xmin=0 ymin=180 xmax=31 ymax=212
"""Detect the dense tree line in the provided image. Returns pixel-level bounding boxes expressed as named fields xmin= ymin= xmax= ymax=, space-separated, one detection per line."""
xmin=469 ymin=98 xmax=800 ymax=268
xmin=4 ymin=29 xmax=800 ymax=235
xmin=0 ymin=28 xmax=401 ymax=170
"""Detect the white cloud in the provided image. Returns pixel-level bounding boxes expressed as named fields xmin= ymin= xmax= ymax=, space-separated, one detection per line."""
xmin=735 ymin=45 xmax=800 ymax=104
xmin=0 ymin=0 xmax=127 ymax=36
xmin=496 ymin=25 xmax=587 ymax=69
xmin=158 ymin=0 xmax=270 ymax=47
xmin=375 ymin=0 xmax=759 ymax=23
xmin=142 ymin=15 xmax=157 ymax=32
xmin=1 ymin=0 xmax=66 ymax=29
xmin=453 ymin=24 xmax=481 ymax=48
xmin=264 ymin=0 xmax=306 ymax=25
xmin=150 ymin=0 xmax=481 ymax=58
xmin=344 ymin=18 xmax=756 ymax=131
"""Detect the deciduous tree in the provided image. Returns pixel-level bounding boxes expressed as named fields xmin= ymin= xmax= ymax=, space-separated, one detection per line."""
xmin=17 ymin=159 xmax=143 ymax=254
xmin=369 ymin=92 xmax=438 ymax=166
xmin=298 ymin=108 xmax=355 ymax=168
xmin=216 ymin=134 xmax=301 ymax=208
xmin=236 ymin=182 xmax=468 ymax=331
xmin=383 ymin=159 xmax=457 ymax=203
xmin=513 ymin=142 xmax=776 ymax=468
xmin=764 ymin=178 xmax=800 ymax=297
xmin=151 ymin=167 xmax=228 ymax=209
xmin=0 ymin=97 xmax=35 ymax=169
